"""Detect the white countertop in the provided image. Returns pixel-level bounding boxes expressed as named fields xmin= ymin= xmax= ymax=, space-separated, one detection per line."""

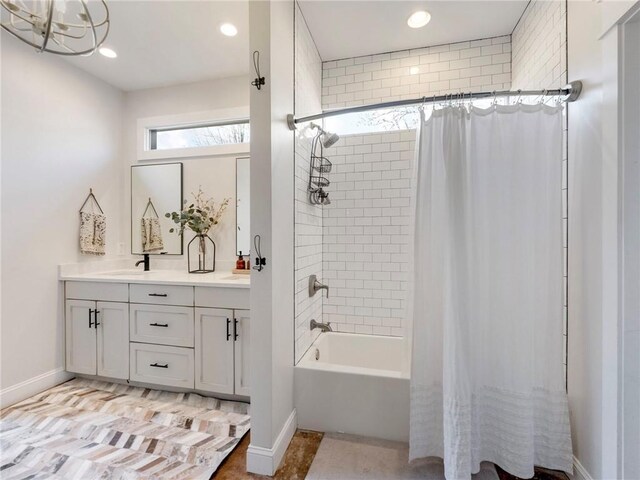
xmin=60 ymin=269 xmax=251 ymax=288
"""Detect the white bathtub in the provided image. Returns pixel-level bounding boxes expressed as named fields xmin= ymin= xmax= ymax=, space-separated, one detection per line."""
xmin=294 ymin=332 xmax=410 ymax=442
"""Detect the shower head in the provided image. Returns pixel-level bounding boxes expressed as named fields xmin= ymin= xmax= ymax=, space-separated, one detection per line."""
xmin=321 ymin=132 xmax=340 ymax=148
xmin=310 ymin=123 xmax=340 ymax=148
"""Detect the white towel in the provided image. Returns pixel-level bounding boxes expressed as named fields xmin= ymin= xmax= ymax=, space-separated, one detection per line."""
xmin=80 ymin=212 xmax=106 ymax=255
xmin=141 ymin=217 xmax=164 ymax=253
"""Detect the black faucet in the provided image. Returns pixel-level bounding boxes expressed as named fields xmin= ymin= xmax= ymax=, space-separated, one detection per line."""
xmin=136 ymin=254 xmax=150 ymax=271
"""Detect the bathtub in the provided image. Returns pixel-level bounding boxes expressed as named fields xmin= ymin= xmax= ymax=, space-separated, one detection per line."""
xmin=294 ymin=332 xmax=410 ymax=442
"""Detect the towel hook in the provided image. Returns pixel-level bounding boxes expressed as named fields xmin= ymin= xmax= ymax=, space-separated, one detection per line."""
xmin=80 ymin=188 xmax=104 ymax=214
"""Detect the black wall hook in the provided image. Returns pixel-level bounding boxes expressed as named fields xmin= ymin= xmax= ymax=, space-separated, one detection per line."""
xmin=253 ymin=234 xmax=266 ymax=271
xmin=251 ymin=50 xmax=266 ymax=90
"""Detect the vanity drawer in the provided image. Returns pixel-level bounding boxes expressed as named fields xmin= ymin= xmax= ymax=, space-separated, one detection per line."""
xmin=66 ymin=281 xmax=128 ymax=302
xmin=130 ymin=304 xmax=194 ymax=348
xmin=130 ymin=343 xmax=194 ymax=389
xmin=130 ymin=284 xmax=194 ymax=306
xmin=195 ymin=286 xmax=250 ymax=309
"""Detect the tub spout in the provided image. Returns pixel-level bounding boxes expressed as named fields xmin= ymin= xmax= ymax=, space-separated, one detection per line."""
xmin=310 ymin=319 xmax=332 ymax=332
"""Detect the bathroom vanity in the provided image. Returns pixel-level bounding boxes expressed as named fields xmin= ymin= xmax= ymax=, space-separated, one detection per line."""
xmin=60 ymin=270 xmax=250 ymax=399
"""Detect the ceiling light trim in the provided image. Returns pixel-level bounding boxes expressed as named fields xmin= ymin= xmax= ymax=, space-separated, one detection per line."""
xmin=407 ymin=10 xmax=431 ymax=29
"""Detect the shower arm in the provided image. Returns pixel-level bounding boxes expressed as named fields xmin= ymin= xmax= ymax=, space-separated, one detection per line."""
xmin=286 ymin=81 xmax=583 ymax=130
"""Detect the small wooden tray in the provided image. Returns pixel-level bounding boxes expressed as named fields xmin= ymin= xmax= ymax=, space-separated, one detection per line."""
xmin=232 ymin=268 xmax=251 ymax=275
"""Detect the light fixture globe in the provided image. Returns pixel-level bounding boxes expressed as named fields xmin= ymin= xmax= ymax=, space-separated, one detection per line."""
xmin=0 ymin=0 xmax=110 ymax=56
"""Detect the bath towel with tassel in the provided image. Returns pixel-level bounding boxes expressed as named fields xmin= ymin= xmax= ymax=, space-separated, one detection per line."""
xmin=141 ymin=217 xmax=164 ymax=252
xmin=80 ymin=211 xmax=106 ymax=255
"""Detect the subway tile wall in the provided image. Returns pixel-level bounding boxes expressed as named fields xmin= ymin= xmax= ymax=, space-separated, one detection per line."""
xmin=294 ymin=3 xmax=323 ymax=363
xmin=322 ymin=131 xmax=415 ymax=336
xmin=511 ymin=0 xmax=567 ymax=90
xmin=322 ymin=35 xmax=512 ymax=110
xmin=317 ymin=36 xmax=513 ymax=337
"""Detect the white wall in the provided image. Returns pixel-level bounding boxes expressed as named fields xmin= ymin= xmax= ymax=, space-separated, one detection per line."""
xmin=620 ymin=12 xmax=640 ymax=480
xmin=294 ymin=2 xmax=323 ymax=363
xmin=247 ymin=0 xmax=296 ymax=475
xmin=566 ymin=1 xmax=631 ymax=478
xmin=122 ymin=77 xmax=250 ymax=270
xmin=0 ymin=37 xmax=124 ymax=396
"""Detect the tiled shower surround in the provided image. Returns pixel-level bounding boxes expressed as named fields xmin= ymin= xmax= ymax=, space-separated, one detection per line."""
xmin=293 ymin=0 xmax=569 ymax=359
xmin=322 ymin=131 xmax=415 ymax=336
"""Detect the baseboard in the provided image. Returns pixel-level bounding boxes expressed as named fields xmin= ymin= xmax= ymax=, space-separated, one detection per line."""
xmin=0 ymin=367 xmax=73 ymax=409
xmin=246 ymin=409 xmax=297 ymax=476
xmin=573 ymin=456 xmax=593 ymax=480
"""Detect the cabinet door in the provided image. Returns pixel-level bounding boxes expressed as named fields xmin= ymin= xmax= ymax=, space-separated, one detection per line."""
xmin=96 ymin=302 xmax=129 ymax=379
xmin=234 ymin=310 xmax=251 ymax=396
xmin=195 ymin=308 xmax=234 ymax=394
xmin=65 ymin=300 xmax=97 ymax=375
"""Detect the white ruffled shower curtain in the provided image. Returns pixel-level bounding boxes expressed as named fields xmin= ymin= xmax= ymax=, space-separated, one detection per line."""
xmin=409 ymin=104 xmax=573 ymax=480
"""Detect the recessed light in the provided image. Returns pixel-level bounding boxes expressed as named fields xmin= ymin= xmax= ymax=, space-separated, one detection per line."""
xmin=220 ymin=23 xmax=238 ymax=37
xmin=407 ymin=10 xmax=431 ymax=28
xmin=410 ymin=66 xmax=420 ymax=75
xmin=98 ymin=47 xmax=117 ymax=58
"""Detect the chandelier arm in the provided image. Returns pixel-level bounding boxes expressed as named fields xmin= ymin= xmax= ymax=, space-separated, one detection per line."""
xmin=3 ymin=6 xmax=37 ymax=26
xmin=39 ymin=0 xmax=54 ymax=52
xmin=78 ymin=0 xmax=98 ymax=53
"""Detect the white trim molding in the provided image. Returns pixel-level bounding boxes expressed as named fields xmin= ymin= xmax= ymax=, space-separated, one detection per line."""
xmin=136 ymin=106 xmax=250 ymax=162
xmin=246 ymin=409 xmax=297 ymax=476
xmin=573 ymin=456 xmax=594 ymax=480
xmin=0 ymin=367 xmax=73 ymax=409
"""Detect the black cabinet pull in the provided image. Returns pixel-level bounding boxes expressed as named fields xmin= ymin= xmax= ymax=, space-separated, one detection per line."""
xmin=226 ymin=318 xmax=231 ymax=341
xmin=234 ymin=319 xmax=239 ymax=341
xmin=149 ymin=322 xmax=169 ymax=328
xmin=94 ymin=310 xmax=100 ymax=328
xmin=148 ymin=293 xmax=168 ymax=297
xmin=88 ymin=308 xmax=94 ymax=328
xmin=150 ymin=362 xmax=168 ymax=368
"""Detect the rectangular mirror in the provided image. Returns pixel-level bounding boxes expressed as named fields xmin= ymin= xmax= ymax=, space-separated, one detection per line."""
xmin=236 ymin=157 xmax=250 ymax=256
xmin=131 ymin=163 xmax=183 ymax=255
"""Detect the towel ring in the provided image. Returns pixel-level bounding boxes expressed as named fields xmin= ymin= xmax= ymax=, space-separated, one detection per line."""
xmin=79 ymin=188 xmax=104 ymax=214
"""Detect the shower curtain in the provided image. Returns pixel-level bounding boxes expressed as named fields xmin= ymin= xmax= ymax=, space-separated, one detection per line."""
xmin=409 ymin=104 xmax=573 ymax=479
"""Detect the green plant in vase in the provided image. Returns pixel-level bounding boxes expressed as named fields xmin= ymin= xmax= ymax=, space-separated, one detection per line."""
xmin=166 ymin=188 xmax=231 ymax=273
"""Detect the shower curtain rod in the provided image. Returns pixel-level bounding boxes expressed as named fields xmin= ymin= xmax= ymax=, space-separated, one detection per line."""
xmin=287 ymin=80 xmax=582 ymax=130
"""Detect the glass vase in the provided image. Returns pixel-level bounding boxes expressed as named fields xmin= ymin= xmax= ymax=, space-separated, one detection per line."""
xmin=187 ymin=234 xmax=216 ymax=273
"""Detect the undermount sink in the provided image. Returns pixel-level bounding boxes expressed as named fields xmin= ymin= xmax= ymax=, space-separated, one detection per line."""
xmin=97 ymin=270 xmax=148 ymax=276
xmin=222 ymin=275 xmax=248 ymax=281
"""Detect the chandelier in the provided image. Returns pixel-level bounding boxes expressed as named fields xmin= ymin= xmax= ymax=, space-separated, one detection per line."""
xmin=0 ymin=0 xmax=109 ymax=56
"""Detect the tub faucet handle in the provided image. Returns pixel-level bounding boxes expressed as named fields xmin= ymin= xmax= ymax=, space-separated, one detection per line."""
xmin=309 ymin=274 xmax=329 ymax=298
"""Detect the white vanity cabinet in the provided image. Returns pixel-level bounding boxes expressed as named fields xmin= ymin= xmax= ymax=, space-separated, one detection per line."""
xmin=195 ymin=308 xmax=251 ymax=396
xmin=65 ymin=282 xmax=129 ymax=380
xmin=63 ymin=277 xmax=250 ymax=398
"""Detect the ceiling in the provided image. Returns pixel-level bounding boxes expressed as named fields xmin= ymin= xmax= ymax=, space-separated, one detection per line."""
xmin=298 ymin=0 xmax=529 ymax=61
xmin=60 ymin=0 xmax=527 ymax=92
xmin=63 ymin=1 xmax=249 ymax=92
